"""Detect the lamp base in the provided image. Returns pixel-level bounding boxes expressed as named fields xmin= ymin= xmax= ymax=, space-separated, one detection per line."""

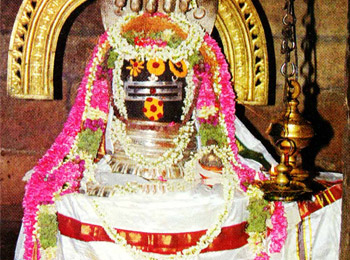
xmin=259 ymin=180 xmax=312 ymax=201
xmin=290 ymin=168 xmax=310 ymax=182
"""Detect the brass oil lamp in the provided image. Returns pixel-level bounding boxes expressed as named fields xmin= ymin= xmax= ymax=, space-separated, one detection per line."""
xmin=262 ymin=80 xmax=313 ymax=201
xmin=267 ymin=79 xmax=314 ymax=182
xmin=260 ymin=0 xmax=313 ymax=201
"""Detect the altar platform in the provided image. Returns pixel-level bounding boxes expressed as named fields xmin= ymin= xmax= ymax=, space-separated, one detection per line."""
xmin=15 ymin=172 xmax=342 ymax=260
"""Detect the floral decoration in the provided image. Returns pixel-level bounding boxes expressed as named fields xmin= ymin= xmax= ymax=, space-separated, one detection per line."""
xmin=197 ymin=105 xmax=219 ymax=123
xmin=84 ymin=118 xmax=105 ymax=131
xmin=22 ymin=33 xmax=110 ymax=260
xmin=76 ymin=128 xmax=103 ymax=156
xmin=169 ymin=60 xmax=188 ymax=77
xmin=269 ymin=202 xmax=287 ymax=254
xmin=198 ymin=123 xmax=227 ymax=147
xmin=143 ymin=97 xmax=164 ymax=121
xmin=245 ymin=185 xmax=288 ymax=260
xmin=134 ymin=36 xmax=168 ymax=48
xmin=200 ymin=35 xmax=264 ymax=187
xmin=37 ymin=205 xmax=58 ymax=250
xmin=146 ymin=58 xmax=166 ymax=76
xmin=90 ymin=78 xmax=110 ymax=113
xmin=255 ymin=252 xmax=270 ymax=260
xmin=20 ymin=11 xmax=287 ymax=260
xmin=108 ymin=12 xmax=205 ymax=63
xmin=126 ymin=59 xmax=144 ymax=77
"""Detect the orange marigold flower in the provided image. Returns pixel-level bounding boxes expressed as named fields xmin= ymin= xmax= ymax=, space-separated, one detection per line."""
xmin=126 ymin=59 xmax=144 ymax=77
xmin=169 ymin=60 xmax=187 ymax=78
xmin=147 ymin=58 xmax=166 ymax=76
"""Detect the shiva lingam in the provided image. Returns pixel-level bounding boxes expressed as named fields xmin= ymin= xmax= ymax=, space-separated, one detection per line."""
xmin=261 ymin=79 xmax=313 ymax=201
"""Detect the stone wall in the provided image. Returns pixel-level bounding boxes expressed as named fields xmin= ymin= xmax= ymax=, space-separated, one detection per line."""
xmin=1 ymin=0 xmax=348 ymax=218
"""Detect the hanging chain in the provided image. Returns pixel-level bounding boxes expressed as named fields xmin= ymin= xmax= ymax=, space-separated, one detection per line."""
xmin=280 ymin=0 xmax=300 ymax=144
xmin=281 ymin=0 xmax=298 ymax=102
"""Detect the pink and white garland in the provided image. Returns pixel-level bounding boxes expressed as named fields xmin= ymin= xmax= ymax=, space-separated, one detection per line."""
xmin=200 ymin=34 xmax=262 ymax=186
xmin=196 ymin=34 xmax=287 ymax=259
xmin=252 ymin=202 xmax=288 ymax=260
xmin=269 ymin=202 xmax=288 ymax=254
xmin=22 ymin=33 xmax=110 ymax=260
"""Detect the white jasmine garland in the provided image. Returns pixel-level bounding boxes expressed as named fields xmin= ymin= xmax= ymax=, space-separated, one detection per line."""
xmin=216 ymin=113 xmax=249 ymax=171
xmin=246 ymin=185 xmax=265 ymax=200
xmin=247 ymin=232 xmax=266 ymax=253
xmin=197 ymin=105 xmax=218 ymax=120
xmin=112 ymin=56 xmax=128 ymax=118
xmin=82 ymin=40 xmax=109 ymax=121
xmin=180 ymin=65 xmax=195 ymax=121
xmin=40 ymin=246 xmax=57 ymax=260
xmin=85 ymin=107 xmax=109 ymax=122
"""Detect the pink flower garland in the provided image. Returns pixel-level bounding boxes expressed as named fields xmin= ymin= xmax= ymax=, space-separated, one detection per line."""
xmin=91 ymin=78 xmax=110 ymax=114
xmin=201 ymin=35 xmax=287 ymax=259
xmin=269 ymin=202 xmax=288 ymax=254
xmin=195 ymin=63 xmax=216 ymax=109
xmin=22 ymin=33 xmax=109 ymax=260
xmin=203 ymin=34 xmax=258 ymax=186
xmin=255 ymin=252 xmax=270 ymax=260
xmin=194 ymin=63 xmax=219 ymax=125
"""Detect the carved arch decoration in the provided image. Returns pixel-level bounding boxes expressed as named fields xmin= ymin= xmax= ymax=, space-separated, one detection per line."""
xmin=7 ymin=0 xmax=269 ymax=104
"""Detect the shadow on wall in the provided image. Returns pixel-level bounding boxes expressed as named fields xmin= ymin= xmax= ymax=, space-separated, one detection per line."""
xmin=300 ymin=0 xmax=334 ymax=174
xmin=53 ymin=0 xmax=101 ymax=100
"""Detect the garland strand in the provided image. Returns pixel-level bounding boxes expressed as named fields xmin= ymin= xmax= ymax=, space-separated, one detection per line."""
xmin=22 ymin=33 xmax=110 ymax=260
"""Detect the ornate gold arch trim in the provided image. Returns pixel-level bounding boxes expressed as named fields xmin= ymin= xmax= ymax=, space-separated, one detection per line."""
xmin=7 ymin=0 xmax=269 ymax=104
xmin=216 ymin=0 xmax=269 ymax=105
xmin=7 ymin=0 xmax=88 ymax=99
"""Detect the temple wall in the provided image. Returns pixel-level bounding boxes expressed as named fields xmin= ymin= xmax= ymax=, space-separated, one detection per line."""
xmin=0 ymin=0 xmax=348 ymax=219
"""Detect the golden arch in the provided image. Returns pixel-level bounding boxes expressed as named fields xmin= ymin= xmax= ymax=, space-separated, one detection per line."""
xmin=7 ymin=0 xmax=269 ymax=104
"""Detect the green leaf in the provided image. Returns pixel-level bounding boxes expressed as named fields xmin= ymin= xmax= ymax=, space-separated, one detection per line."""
xmin=199 ymin=123 xmax=228 ymax=147
xmin=246 ymin=199 xmax=270 ymax=233
xmin=107 ymin=50 xmax=119 ymax=69
xmin=38 ymin=213 xmax=58 ymax=249
xmin=188 ymin=51 xmax=202 ymax=69
xmin=76 ymin=128 xmax=103 ymax=156
xmin=167 ymin=35 xmax=183 ymax=48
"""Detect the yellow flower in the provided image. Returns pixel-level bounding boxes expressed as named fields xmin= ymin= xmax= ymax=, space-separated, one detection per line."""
xmin=147 ymin=58 xmax=166 ymax=76
xmin=126 ymin=59 xmax=144 ymax=77
xmin=169 ymin=60 xmax=187 ymax=78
